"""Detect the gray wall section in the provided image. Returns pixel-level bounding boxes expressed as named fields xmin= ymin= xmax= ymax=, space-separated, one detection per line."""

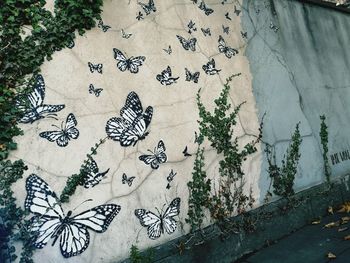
xmin=242 ymin=0 xmax=350 ymax=202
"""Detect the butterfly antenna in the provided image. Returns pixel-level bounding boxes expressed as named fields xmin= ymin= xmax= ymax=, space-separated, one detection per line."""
xmin=46 ymin=114 xmax=59 ymax=120
xmin=72 ymin=199 xmax=93 ymax=212
xmin=51 ymin=124 xmax=60 ymax=129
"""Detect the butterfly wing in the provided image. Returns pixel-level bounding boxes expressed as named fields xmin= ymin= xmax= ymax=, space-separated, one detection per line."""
xmin=59 ymin=204 xmax=121 ymax=258
xmin=39 ymin=130 xmax=66 ymax=146
xmin=84 ymin=168 xmax=109 ymax=188
xmin=113 ymin=48 xmax=128 ymax=72
xmin=155 ymin=140 xmax=167 ymax=166
xmin=106 ymin=117 xmax=128 ymax=142
xmin=71 ymin=204 xmax=121 ymax=233
xmin=128 ymin=56 xmax=146 ymax=73
xmin=176 ymin=35 xmax=189 ymax=50
xmin=65 ymin=113 xmax=79 ymax=140
xmin=188 ymin=38 xmax=197 ymax=51
xmin=162 ymin=197 xmax=181 ymax=235
xmin=135 ymin=209 xmax=162 ymax=240
xmin=59 ymin=224 xmax=90 ymax=258
xmin=25 ymin=175 xmax=64 ymax=250
xmin=218 ymin=35 xmax=227 ymax=53
xmin=139 ymin=154 xmax=158 ymax=169
xmin=120 ymin=91 xmax=143 ymax=124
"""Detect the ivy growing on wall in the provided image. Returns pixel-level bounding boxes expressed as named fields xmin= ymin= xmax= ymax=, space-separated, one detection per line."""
xmin=265 ymin=123 xmax=302 ymax=199
xmin=0 ymin=0 xmax=104 ymax=261
xmin=187 ymin=74 xmax=263 ymax=231
xmin=319 ymin=115 xmax=331 ymax=185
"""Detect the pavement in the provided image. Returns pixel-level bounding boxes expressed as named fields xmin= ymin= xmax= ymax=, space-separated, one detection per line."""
xmin=238 ymin=213 xmax=350 ymax=263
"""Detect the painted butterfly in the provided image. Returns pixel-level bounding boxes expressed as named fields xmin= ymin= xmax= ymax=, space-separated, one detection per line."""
xmin=122 ymin=173 xmax=136 ymax=187
xmin=166 ymin=169 xmax=177 ymax=189
xmin=225 ymin=12 xmax=231 ymax=20
xmin=202 ymin=58 xmax=221 ymax=75
xmin=88 ymin=84 xmax=103 ymax=97
xmin=136 ymin=11 xmax=144 ymax=20
xmin=135 ymin=197 xmax=181 ymax=239
xmin=185 ymin=68 xmax=200 ymax=83
xmin=187 ymin=20 xmax=197 ymax=34
xmin=113 ymin=48 xmax=146 ymax=74
xmin=121 ymin=29 xmax=132 ymax=39
xmin=16 ymin=74 xmax=65 ymax=124
xmin=201 ymin=27 xmax=211 ymax=37
xmin=182 ymin=146 xmax=192 ymax=157
xmin=156 ymin=66 xmax=179 ymax=86
xmin=222 ymin=25 xmax=229 ymax=34
xmin=176 ymin=35 xmax=197 ymax=52
xmin=234 ymin=5 xmax=241 ymax=16
xmin=218 ymin=35 xmax=239 ymax=59
xmin=139 ymin=140 xmax=167 ymax=169
xmin=241 ymin=31 xmax=248 ymax=39
xmin=25 ymin=174 xmax=120 ymax=258
xmin=163 ymin=45 xmax=172 ymax=55
xmin=39 ymin=113 xmax=79 ymax=147
xmin=138 ymin=0 xmax=156 ymax=15
xmin=198 ymin=1 xmax=214 ymax=16
xmin=83 ymin=156 xmax=110 ymax=188
xmin=88 ymin=62 xmax=103 ymax=74
xmin=98 ymin=20 xmax=111 ymax=32
xmin=105 ymin=91 xmax=153 ymax=147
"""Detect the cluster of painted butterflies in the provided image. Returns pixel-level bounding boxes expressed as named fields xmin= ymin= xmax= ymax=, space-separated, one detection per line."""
xmin=16 ymin=74 xmax=81 ymax=148
xmin=136 ymin=0 xmax=156 ymax=20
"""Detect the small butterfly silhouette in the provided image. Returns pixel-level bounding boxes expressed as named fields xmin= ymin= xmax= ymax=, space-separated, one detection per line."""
xmin=88 ymin=62 xmax=103 ymax=74
xmin=222 ymin=25 xmax=229 ymax=34
xmin=187 ymin=20 xmax=197 ymax=34
xmin=136 ymin=11 xmax=144 ymax=20
xmin=225 ymin=12 xmax=231 ymax=20
xmin=121 ymin=29 xmax=132 ymax=39
xmin=198 ymin=1 xmax=214 ymax=16
xmin=182 ymin=146 xmax=192 ymax=157
xmin=185 ymin=68 xmax=200 ymax=83
xmin=163 ymin=45 xmax=172 ymax=55
xmin=201 ymin=27 xmax=211 ymax=37
xmin=241 ymin=31 xmax=248 ymax=39
xmin=88 ymin=84 xmax=103 ymax=97
xmin=202 ymin=59 xmax=221 ymax=75
xmin=156 ymin=66 xmax=179 ymax=86
xmin=98 ymin=20 xmax=111 ymax=32
xmin=234 ymin=5 xmax=241 ymax=16
xmin=166 ymin=169 xmax=177 ymax=189
xmin=122 ymin=173 xmax=136 ymax=187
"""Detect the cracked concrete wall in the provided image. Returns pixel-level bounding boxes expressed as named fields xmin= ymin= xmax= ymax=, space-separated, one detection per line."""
xmin=242 ymin=0 xmax=350 ymax=202
xmin=11 ymin=1 xmax=261 ymax=262
xmin=9 ymin=0 xmax=350 ymax=262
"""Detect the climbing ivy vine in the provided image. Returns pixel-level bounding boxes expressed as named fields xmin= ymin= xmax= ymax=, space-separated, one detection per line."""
xmin=187 ymin=74 xmax=263 ymax=231
xmin=0 ymin=0 xmax=104 ymax=261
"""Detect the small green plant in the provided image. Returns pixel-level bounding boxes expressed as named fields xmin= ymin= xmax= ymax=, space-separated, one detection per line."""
xmin=60 ymin=138 xmax=106 ymax=203
xmin=186 ymin=147 xmax=211 ymax=232
xmin=319 ymin=115 xmax=331 ymax=185
xmin=266 ymin=123 xmax=302 ymax=199
xmin=129 ymin=245 xmax=154 ymax=263
xmin=193 ymin=74 xmax=262 ymax=222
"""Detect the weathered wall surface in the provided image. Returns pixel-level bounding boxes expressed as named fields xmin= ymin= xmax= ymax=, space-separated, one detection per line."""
xmin=242 ymin=0 xmax=350 ymax=202
xmin=9 ymin=0 xmax=350 ymax=262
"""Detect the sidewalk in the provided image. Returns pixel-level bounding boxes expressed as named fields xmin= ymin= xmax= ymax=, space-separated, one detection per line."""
xmin=239 ymin=213 xmax=350 ymax=263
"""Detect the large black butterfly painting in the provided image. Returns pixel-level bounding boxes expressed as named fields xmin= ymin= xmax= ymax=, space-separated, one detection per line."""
xmin=135 ymin=197 xmax=181 ymax=240
xmin=106 ymin=91 xmax=153 ymax=147
xmin=25 ymin=174 xmax=121 ymax=258
xmin=113 ymin=48 xmax=146 ymax=74
xmin=16 ymin=74 xmax=65 ymax=124
xmin=139 ymin=140 xmax=167 ymax=169
xmin=39 ymin=113 xmax=79 ymax=147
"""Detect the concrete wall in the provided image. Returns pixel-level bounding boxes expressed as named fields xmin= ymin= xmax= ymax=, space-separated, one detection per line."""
xmin=9 ymin=0 xmax=350 ymax=262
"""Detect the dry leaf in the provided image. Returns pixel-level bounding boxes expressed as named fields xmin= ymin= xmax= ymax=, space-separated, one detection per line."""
xmin=338 ymin=202 xmax=350 ymax=213
xmin=324 ymin=221 xmax=340 ymax=228
xmin=311 ymin=220 xmax=321 ymax=225
xmin=344 ymin=235 xmax=350 ymax=240
xmin=327 ymin=252 xmax=336 ymax=259
xmin=338 ymin=227 xmax=348 ymax=232
xmin=328 ymin=206 xmax=334 ymax=215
